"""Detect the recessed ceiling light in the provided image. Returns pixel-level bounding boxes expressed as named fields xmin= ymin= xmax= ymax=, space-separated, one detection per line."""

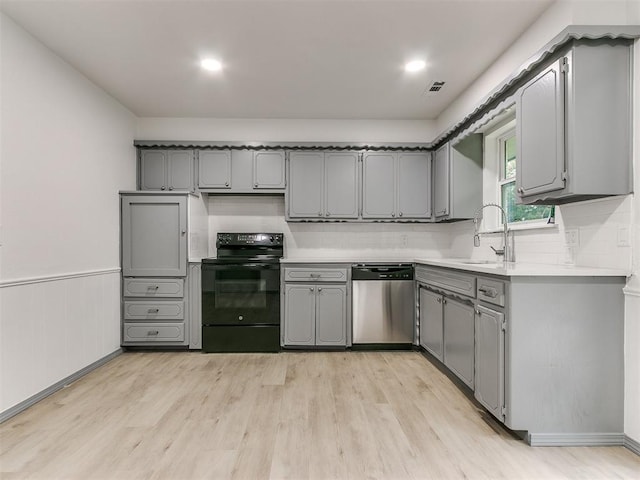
xmin=405 ymin=60 xmax=426 ymax=73
xmin=201 ymin=58 xmax=223 ymax=72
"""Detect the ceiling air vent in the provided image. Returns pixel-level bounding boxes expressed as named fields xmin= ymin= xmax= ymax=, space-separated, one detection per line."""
xmin=426 ymin=80 xmax=446 ymax=94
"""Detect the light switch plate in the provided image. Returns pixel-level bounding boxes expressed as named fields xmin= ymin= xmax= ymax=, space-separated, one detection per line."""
xmin=617 ymin=226 xmax=631 ymax=247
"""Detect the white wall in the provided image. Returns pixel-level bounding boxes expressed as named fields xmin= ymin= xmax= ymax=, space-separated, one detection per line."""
xmin=136 ymin=117 xmax=436 ymax=144
xmin=440 ymin=1 xmax=640 ymax=443
xmin=206 ymin=195 xmax=450 ymax=261
xmin=0 ymin=14 xmax=136 ymax=414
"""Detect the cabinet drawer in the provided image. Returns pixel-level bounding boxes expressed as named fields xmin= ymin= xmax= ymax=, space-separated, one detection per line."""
xmin=284 ymin=268 xmax=348 ymax=283
xmin=123 ymin=323 xmax=185 ymax=342
xmin=124 ymin=301 xmax=185 ymax=320
xmin=416 ymin=266 xmax=476 ymax=298
xmin=123 ymin=278 xmax=184 ymax=298
xmin=477 ymin=277 xmax=505 ymax=307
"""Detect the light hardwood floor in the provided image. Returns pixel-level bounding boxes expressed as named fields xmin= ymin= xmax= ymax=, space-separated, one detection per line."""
xmin=1 ymin=351 xmax=639 ymax=480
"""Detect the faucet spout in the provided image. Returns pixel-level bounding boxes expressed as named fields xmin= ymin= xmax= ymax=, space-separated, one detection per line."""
xmin=472 ymin=203 xmax=514 ymax=263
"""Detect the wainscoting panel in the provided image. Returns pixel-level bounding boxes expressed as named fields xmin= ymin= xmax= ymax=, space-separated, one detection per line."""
xmin=0 ymin=269 xmax=121 ymax=416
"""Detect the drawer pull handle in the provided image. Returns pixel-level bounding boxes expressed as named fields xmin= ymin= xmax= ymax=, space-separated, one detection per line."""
xmin=479 ymin=287 xmax=497 ymax=297
xmin=148 ymin=308 xmax=160 ymax=313
xmin=148 ymin=285 xmax=159 ymax=290
xmin=147 ymin=330 xmax=159 ymax=336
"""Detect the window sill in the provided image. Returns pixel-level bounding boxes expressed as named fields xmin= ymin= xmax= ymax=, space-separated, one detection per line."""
xmin=478 ymin=221 xmax=558 ymax=235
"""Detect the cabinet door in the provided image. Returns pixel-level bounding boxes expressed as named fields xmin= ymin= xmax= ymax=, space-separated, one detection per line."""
xmin=475 ymin=305 xmax=505 ymax=422
xmin=443 ymin=297 xmax=475 ymax=388
xmin=284 ymin=284 xmax=316 ymax=345
xmin=139 ymin=150 xmax=167 ymax=190
xmin=397 ymin=152 xmax=431 ymax=219
xmin=288 ymin=152 xmax=324 ymax=218
xmin=121 ymin=195 xmax=187 ymax=277
xmin=433 ymin=145 xmax=449 ymax=218
xmin=167 ymin=150 xmax=193 ymax=191
xmin=253 ymin=151 xmax=285 ymax=189
xmin=419 ymin=288 xmax=444 ymax=361
xmin=325 ymin=152 xmax=359 ymax=219
xmin=362 ymin=152 xmax=395 ymax=218
xmin=516 ymin=58 xmax=566 ymax=198
xmin=315 ymin=285 xmax=347 ymax=346
xmin=198 ymin=150 xmax=231 ymax=189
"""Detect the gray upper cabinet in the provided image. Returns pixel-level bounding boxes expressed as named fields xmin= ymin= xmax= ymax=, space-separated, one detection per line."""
xmin=198 ymin=149 xmax=285 ymax=193
xmin=254 ymin=151 xmax=286 ymax=189
xmin=121 ymin=194 xmax=187 ymax=277
xmin=288 ymin=151 xmax=324 ymax=218
xmin=197 ymin=151 xmax=232 ymax=189
xmin=516 ymin=41 xmax=633 ymax=205
xmin=362 ymin=151 xmax=431 ymax=220
xmin=433 ymin=134 xmax=483 ymax=221
xmin=139 ymin=150 xmax=195 ymax=192
xmin=287 ymin=151 xmax=358 ymax=220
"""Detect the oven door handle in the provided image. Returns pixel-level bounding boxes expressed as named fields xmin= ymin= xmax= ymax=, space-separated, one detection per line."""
xmin=204 ymin=263 xmax=280 ymax=270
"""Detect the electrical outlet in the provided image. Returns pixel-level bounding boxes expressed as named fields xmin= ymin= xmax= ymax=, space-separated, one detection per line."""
xmin=563 ymin=246 xmax=575 ymax=265
xmin=400 ymin=234 xmax=408 ymax=247
xmin=564 ymin=228 xmax=579 ymax=247
xmin=617 ymin=226 xmax=631 ymax=247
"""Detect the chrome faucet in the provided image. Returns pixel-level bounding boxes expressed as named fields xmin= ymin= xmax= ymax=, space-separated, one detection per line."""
xmin=473 ymin=203 xmax=514 ymax=263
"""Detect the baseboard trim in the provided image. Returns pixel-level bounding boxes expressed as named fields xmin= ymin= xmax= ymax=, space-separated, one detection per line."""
xmin=624 ymin=435 xmax=640 ymax=456
xmin=528 ymin=433 xmax=625 ymax=447
xmin=0 ymin=348 xmax=123 ymax=423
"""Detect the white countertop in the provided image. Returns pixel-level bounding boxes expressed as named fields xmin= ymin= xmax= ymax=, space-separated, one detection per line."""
xmin=414 ymin=258 xmax=630 ymax=277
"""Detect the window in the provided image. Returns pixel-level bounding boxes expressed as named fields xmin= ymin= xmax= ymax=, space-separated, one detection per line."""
xmin=480 ymin=115 xmax=554 ymax=231
xmin=497 ymin=129 xmax=553 ymax=226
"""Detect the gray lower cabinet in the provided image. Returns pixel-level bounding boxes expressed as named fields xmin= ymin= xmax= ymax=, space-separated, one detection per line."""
xmin=198 ymin=149 xmax=285 ymax=193
xmin=433 ymin=134 xmax=483 ymax=221
xmin=475 ymin=304 xmax=505 ymax=421
xmin=139 ymin=150 xmax=195 ymax=192
xmin=417 ymin=263 xmax=626 ymax=446
xmin=283 ymin=284 xmax=347 ymax=347
xmin=418 ymin=287 xmax=444 ymax=361
xmin=362 ymin=151 xmax=431 ymax=220
xmin=287 ymin=151 xmax=358 ymax=220
xmin=442 ymin=297 xmax=475 ymax=389
xmin=516 ymin=41 xmax=632 ymax=204
xmin=282 ymin=265 xmax=349 ymax=347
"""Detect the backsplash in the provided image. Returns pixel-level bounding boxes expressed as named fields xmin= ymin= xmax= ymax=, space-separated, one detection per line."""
xmin=206 ymin=196 xmax=451 ymax=260
xmin=449 ymin=195 xmax=633 ymax=271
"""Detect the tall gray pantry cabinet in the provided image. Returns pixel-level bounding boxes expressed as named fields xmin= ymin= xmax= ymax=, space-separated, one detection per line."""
xmin=120 ymin=192 xmax=196 ymax=347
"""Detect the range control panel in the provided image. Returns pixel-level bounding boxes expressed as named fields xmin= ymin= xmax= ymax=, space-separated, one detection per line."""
xmin=216 ymin=232 xmax=284 ymax=247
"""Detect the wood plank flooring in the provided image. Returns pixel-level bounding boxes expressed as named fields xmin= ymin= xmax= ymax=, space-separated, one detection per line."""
xmin=1 ymin=351 xmax=639 ymax=479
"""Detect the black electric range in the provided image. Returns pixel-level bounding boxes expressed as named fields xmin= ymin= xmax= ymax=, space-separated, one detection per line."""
xmin=201 ymin=233 xmax=283 ymax=353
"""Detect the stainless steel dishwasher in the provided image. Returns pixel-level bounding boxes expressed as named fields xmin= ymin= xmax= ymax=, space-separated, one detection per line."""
xmin=351 ymin=264 xmax=415 ymax=348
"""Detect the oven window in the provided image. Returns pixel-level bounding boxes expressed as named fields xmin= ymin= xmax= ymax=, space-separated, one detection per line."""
xmin=215 ymin=279 xmax=267 ymax=309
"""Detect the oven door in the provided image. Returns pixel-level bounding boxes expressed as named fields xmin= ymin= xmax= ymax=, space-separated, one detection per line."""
xmin=201 ymin=262 xmax=280 ymax=326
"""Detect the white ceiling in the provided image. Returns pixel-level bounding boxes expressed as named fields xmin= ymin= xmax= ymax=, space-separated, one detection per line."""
xmin=0 ymin=0 xmax=554 ymax=120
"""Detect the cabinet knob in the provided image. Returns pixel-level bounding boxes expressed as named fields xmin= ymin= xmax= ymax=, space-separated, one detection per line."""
xmin=147 ymin=330 xmax=159 ymax=336
xmin=318 ymin=212 xmax=322 ymax=216
xmin=169 ymin=186 xmax=174 ymax=191
xmin=437 ymin=297 xmax=442 ymax=304
xmin=254 ymin=183 xmax=258 ymax=187
xmin=517 ymin=187 xmax=524 ymax=194
xmin=148 ymin=308 xmax=159 ymax=313
xmin=161 ymin=186 xmax=166 ymax=191
xmin=309 ymin=287 xmax=314 ymax=292
xmin=399 ymin=212 xmax=403 ymax=217
xmin=181 ymin=230 xmax=186 ymax=235
xmin=391 ymin=212 xmax=396 ymax=217
xmin=318 ymin=287 xmax=322 ymax=292
xmin=326 ymin=212 xmax=331 ymax=216
xmin=225 ymin=182 xmax=229 ymax=187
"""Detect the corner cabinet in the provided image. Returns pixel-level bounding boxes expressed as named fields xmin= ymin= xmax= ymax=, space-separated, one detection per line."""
xmin=198 ymin=149 xmax=286 ymax=193
xmin=362 ymin=152 xmax=431 ymax=220
xmin=516 ymin=41 xmax=633 ymax=204
xmin=282 ymin=265 xmax=350 ymax=347
xmin=139 ymin=150 xmax=195 ymax=192
xmin=433 ymin=134 xmax=483 ymax=221
xmin=287 ymin=151 xmax=359 ymax=220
